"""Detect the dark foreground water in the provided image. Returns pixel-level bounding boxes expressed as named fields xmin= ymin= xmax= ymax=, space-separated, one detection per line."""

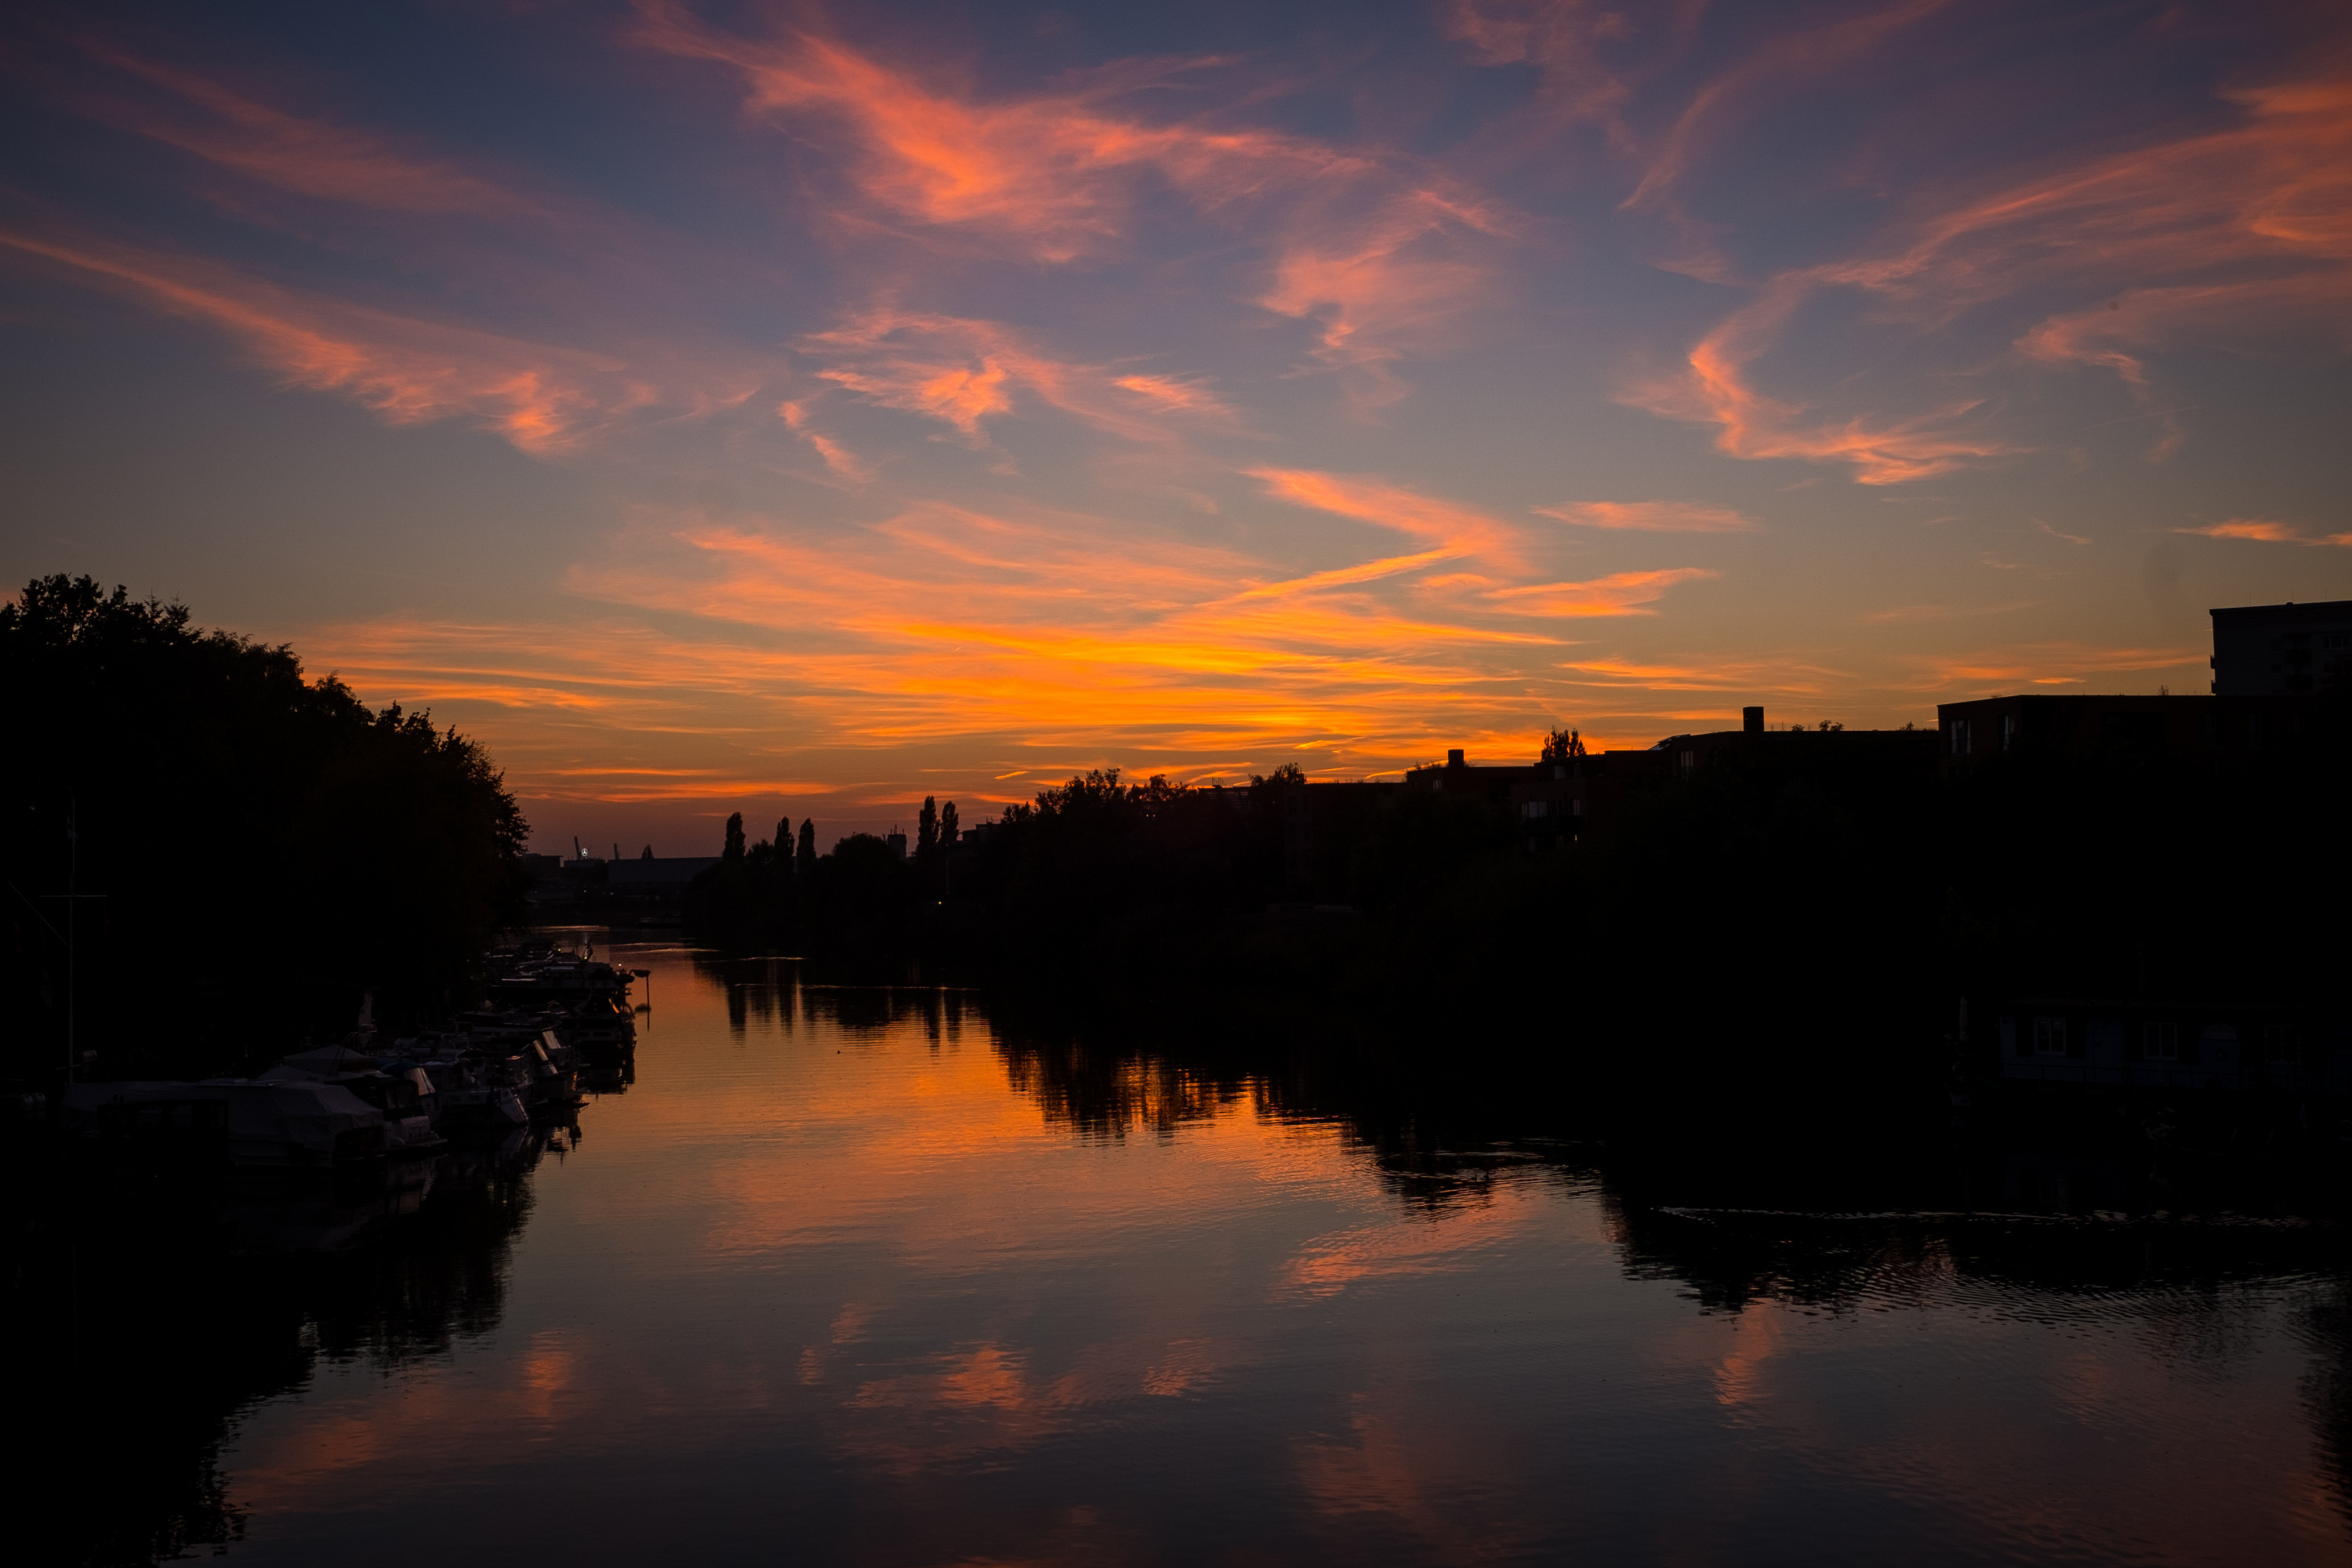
xmin=31 ymin=939 xmax=2352 ymax=1565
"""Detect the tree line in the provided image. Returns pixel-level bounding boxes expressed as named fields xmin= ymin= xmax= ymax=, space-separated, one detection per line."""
xmin=688 ymin=706 xmax=2350 ymax=1094
xmin=2 ymin=575 xmax=530 ymax=1082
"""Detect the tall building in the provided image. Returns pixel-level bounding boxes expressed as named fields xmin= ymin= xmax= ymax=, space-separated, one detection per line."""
xmin=2210 ymin=599 xmax=2352 ymax=695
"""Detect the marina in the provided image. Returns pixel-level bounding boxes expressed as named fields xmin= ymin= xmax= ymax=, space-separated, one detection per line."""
xmin=53 ymin=944 xmax=638 ymax=1168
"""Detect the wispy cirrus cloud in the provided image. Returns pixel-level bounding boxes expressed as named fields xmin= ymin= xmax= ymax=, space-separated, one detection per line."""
xmin=1440 ymin=0 xmax=1641 ymax=139
xmin=631 ymin=8 xmax=1363 ymax=262
xmin=1535 ymin=499 xmax=1758 ymax=532
xmin=1479 ymin=568 xmax=1717 ymax=616
xmin=0 ymin=229 xmax=674 ymax=452
xmin=1249 ymin=467 xmax=1526 ymax=565
xmin=637 ymin=12 xmax=1515 ymax=409
xmin=1256 ymin=188 xmax=1517 ymax=410
xmin=802 ymin=307 xmax=1229 ymax=446
xmin=2177 ymin=517 xmax=2352 ymax=546
xmin=1621 ymin=57 xmax=2352 ymax=481
xmin=1902 ymin=642 xmax=2205 ymax=692
xmin=1614 ymin=273 xmax=2020 ymax=485
xmin=1618 ymin=0 xmax=1954 ymax=224
xmin=60 ymin=44 xmax=535 ymax=216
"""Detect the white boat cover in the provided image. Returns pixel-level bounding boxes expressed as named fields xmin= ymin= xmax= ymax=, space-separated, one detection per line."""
xmin=205 ymin=1080 xmax=384 ymax=1156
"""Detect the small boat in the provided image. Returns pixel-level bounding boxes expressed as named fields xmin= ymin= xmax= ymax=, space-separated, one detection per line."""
xmin=265 ymin=1047 xmax=445 ymax=1154
xmin=196 ymin=1080 xmax=387 ymax=1168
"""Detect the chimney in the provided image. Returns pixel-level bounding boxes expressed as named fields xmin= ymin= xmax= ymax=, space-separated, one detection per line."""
xmin=1447 ymin=748 xmax=1465 ymax=768
xmin=1742 ymin=706 xmax=1764 ymax=735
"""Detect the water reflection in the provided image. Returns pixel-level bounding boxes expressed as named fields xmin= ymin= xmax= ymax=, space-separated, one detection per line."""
xmin=16 ymin=946 xmax=2349 ymax=1566
xmin=9 ymin=1123 xmax=574 ymax=1566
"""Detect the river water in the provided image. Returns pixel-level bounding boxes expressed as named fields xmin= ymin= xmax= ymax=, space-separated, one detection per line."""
xmin=71 ymin=940 xmax=2352 ymax=1564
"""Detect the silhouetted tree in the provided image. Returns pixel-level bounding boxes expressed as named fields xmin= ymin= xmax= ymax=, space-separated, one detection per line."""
xmin=939 ymin=800 xmax=959 ymax=845
xmin=0 ymin=573 xmax=528 ymax=1077
xmin=1541 ymin=727 xmax=1586 ymax=761
xmin=797 ymin=818 xmax=817 ymax=873
xmin=917 ymin=796 xmax=938 ymax=862
xmin=723 ymin=812 xmax=746 ymax=860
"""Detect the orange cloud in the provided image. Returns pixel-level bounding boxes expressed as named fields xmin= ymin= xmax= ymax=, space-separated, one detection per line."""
xmin=633 ymin=11 xmax=1362 ymax=263
xmin=1617 ymin=275 xmax=2018 ymax=484
xmin=804 ymin=308 xmax=1219 ymax=445
xmin=1901 ymin=642 xmax=2205 ymax=692
xmin=1257 ymin=189 xmax=1516 ymax=410
xmin=1110 ymin=374 xmax=1237 ymax=421
xmin=1536 ymin=500 xmax=1759 ymax=532
xmin=2176 ymin=517 xmax=2352 ymax=546
xmin=0 ymin=230 xmax=663 ymax=452
xmin=1622 ymin=63 xmax=2352 ymax=481
xmin=1249 ymin=467 xmax=1524 ymax=564
xmin=1481 ymin=568 xmax=1719 ymax=617
xmin=305 ymin=469 xmax=1726 ymax=803
xmin=637 ymin=15 xmax=1509 ymax=406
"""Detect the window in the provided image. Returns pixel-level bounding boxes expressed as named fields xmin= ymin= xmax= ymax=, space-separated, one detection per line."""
xmin=2032 ymin=1017 xmax=2069 ymax=1055
xmin=2141 ymin=1021 xmax=2178 ymax=1061
xmin=2263 ymin=1024 xmax=2302 ymax=1064
xmin=1570 ymin=799 xmax=1583 ymax=816
xmin=1521 ymin=800 xmax=1551 ymax=819
xmin=1999 ymin=713 xmax=2016 ymax=751
xmin=1951 ymin=718 xmax=1972 ymax=757
xmin=1679 ymin=750 xmax=1696 ymax=776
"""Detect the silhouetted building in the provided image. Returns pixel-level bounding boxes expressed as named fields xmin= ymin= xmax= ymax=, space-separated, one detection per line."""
xmin=1936 ymin=598 xmax=2342 ymax=771
xmin=1994 ymin=996 xmax=2350 ymax=1095
xmin=1933 ymin=691 xmax=2321 ymax=773
xmin=887 ymin=829 xmax=908 ymax=860
xmin=2211 ymin=598 xmax=2352 ymax=695
xmin=1441 ymin=708 xmax=1934 ymax=850
xmin=1279 ymin=780 xmax=1400 ymax=895
xmin=1403 ymin=748 xmax=1543 ymax=801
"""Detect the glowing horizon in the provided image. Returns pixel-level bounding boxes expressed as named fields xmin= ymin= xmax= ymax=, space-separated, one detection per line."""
xmin=3 ymin=2 xmax=2346 ymax=852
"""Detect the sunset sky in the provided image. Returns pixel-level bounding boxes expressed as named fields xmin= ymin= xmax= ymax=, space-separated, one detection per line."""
xmin=5 ymin=0 xmax=2347 ymax=853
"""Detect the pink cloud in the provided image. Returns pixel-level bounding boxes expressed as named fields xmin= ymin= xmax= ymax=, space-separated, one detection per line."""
xmin=1620 ymin=59 xmax=2352 ymax=481
xmin=804 ymin=308 xmax=1225 ymax=446
xmin=633 ymin=10 xmax=1362 ymax=263
xmin=639 ymin=13 xmax=1512 ymax=408
xmin=1256 ymin=189 xmax=1517 ymax=410
xmin=0 ymin=229 xmax=659 ymax=452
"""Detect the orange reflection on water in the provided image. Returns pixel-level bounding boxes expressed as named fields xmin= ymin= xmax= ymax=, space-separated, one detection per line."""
xmin=208 ymin=949 xmax=2352 ymax=1566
